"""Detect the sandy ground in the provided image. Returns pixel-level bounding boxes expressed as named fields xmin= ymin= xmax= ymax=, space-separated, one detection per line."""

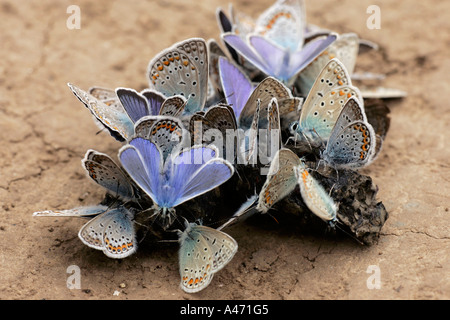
xmin=0 ymin=0 xmax=449 ymax=300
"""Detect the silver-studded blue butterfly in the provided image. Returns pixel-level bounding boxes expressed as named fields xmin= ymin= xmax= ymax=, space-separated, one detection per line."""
xmin=118 ymin=139 xmax=234 ymax=229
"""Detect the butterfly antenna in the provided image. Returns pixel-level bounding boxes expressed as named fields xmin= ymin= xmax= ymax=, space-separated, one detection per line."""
xmin=267 ymin=210 xmax=279 ymax=224
xmin=224 ymin=91 xmax=235 ymax=103
xmin=95 ymin=127 xmax=108 ymax=136
xmin=215 ymin=94 xmax=230 ymax=106
xmin=234 ymin=165 xmax=243 ymax=181
xmin=328 ymin=182 xmax=338 ymax=197
xmin=334 ymin=221 xmax=365 ymax=245
xmin=136 ymin=223 xmax=151 ymax=245
xmin=301 ymin=131 xmax=313 ymax=151
xmin=139 ymin=205 xmax=161 ymax=228
xmin=133 ymin=197 xmax=146 ymax=212
xmin=284 ymin=135 xmax=296 ymax=147
xmin=175 ymin=215 xmax=190 ymax=229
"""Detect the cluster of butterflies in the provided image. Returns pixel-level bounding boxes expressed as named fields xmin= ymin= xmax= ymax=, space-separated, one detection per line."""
xmin=34 ymin=0 xmax=402 ymax=293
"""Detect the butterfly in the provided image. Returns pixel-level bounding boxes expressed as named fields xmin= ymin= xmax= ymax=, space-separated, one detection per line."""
xmin=219 ymin=1 xmax=336 ymax=85
xmin=82 ymin=149 xmax=139 ymax=200
xmin=217 ymin=0 xmax=307 ymax=58
xmin=147 ymin=38 xmax=209 ymax=114
xmin=294 ymin=162 xmax=337 ymax=223
xmin=297 ymin=33 xmax=407 ymax=100
xmin=256 ymin=148 xmax=301 ymax=213
xmin=33 ymin=205 xmax=137 ymax=259
xmin=253 ymin=0 xmax=307 ymax=52
xmin=297 ymin=33 xmax=360 ymax=95
xmin=178 ymin=220 xmax=238 ymax=293
xmin=289 ymin=58 xmax=363 ymax=145
xmin=68 ymin=83 xmax=135 ymax=142
xmin=177 ymin=188 xmax=260 ymax=293
xmin=222 ymin=31 xmax=336 ymax=86
xmin=118 ymin=138 xmax=234 ymax=230
xmin=256 ymin=148 xmax=338 ymax=224
xmin=320 ymin=98 xmax=376 ymax=169
xmin=33 ymin=205 xmax=109 ymax=218
xmin=68 ymin=84 xmax=186 ymax=142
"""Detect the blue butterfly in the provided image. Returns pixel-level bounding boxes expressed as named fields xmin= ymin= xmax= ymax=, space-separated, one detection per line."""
xmin=118 ymin=138 xmax=234 ymax=229
xmin=68 ymin=84 xmax=186 ymax=142
xmin=219 ymin=0 xmax=336 ymax=86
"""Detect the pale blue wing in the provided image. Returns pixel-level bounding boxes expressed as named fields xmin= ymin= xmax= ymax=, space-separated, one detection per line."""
xmin=178 ymin=223 xmax=215 ymax=293
xmin=218 ymin=56 xmax=254 ymax=120
xmin=101 ymin=207 xmax=137 ymax=258
xmin=248 ymin=35 xmax=289 ymax=81
xmin=165 ymin=146 xmax=234 ymax=207
xmin=116 ymin=88 xmax=150 ymax=123
xmin=222 ymin=33 xmax=270 ymax=74
xmin=118 ymin=138 xmax=163 ymax=205
xmin=288 ymin=34 xmax=337 ymax=78
xmin=178 ymin=222 xmax=237 ymax=293
xmin=254 ymin=0 xmax=306 ymax=52
xmin=140 ymin=89 xmax=166 ymax=115
xmin=173 ymin=158 xmax=234 ymax=207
